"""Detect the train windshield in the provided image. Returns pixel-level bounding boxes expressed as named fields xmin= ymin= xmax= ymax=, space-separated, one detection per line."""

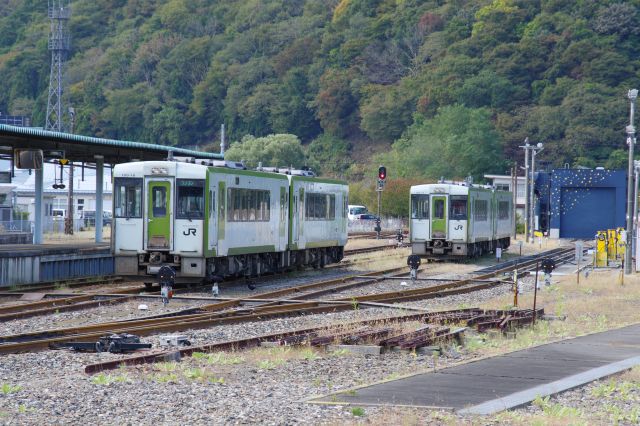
xmin=176 ymin=179 xmax=205 ymax=220
xmin=114 ymin=178 xmax=142 ymax=218
xmin=450 ymin=196 xmax=467 ymax=220
xmin=411 ymin=194 xmax=429 ymax=219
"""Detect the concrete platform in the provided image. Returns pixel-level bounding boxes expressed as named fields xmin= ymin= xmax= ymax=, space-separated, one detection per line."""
xmin=309 ymin=323 xmax=640 ymax=414
xmin=0 ymin=243 xmax=113 ymax=286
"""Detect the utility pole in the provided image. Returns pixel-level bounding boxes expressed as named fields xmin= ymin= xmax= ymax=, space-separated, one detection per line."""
xmin=633 ymin=159 xmax=640 ymax=263
xmin=520 ymin=138 xmax=530 ymax=242
xmin=530 ymin=143 xmax=543 ymax=242
xmin=220 ymin=124 xmax=226 ymax=156
xmin=511 ymin=162 xmax=517 ymax=239
xmin=64 ymin=107 xmax=75 ymax=235
xmin=625 ymin=89 xmax=637 ymax=275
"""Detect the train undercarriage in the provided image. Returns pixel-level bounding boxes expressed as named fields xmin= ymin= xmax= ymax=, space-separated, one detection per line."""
xmin=118 ymin=246 xmax=345 ymax=284
xmin=413 ymin=237 xmax=511 ymax=258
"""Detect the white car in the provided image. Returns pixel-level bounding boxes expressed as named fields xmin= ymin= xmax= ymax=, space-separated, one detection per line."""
xmin=348 ymin=205 xmax=368 ymax=221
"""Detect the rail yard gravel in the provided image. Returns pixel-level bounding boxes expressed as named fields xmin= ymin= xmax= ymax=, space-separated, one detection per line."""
xmin=0 ymin=306 xmax=473 ymax=425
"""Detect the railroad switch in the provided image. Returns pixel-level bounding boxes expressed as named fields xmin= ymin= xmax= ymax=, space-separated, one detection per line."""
xmin=407 ymin=255 xmax=421 ymax=282
xmin=159 ymin=334 xmax=191 ymax=347
xmin=158 ymin=265 xmax=176 ymax=306
xmin=55 ymin=333 xmax=152 ymax=353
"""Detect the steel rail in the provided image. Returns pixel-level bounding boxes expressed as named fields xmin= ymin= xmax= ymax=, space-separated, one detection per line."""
xmin=0 ymin=248 xmax=575 ymax=355
xmin=83 ymin=307 xmax=478 ymax=374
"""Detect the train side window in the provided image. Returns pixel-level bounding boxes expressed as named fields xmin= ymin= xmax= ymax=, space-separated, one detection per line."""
xmin=227 ymin=188 xmax=271 ymax=222
xmin=474 ymin=200 xmax=488 ymax=221
xmin=498 ymin=201 xmax=510 ymax=220
xmin=209 ymin=190 xmax=214 ymax=218
xmin=114 ymin=177 xmax=142 ymax=218
xmin=450 ymin=196 xmax=467 ymax=220
xmin=305 ymin=193 xmax=335 ymax=220
xmin=411 ymin=194 xmax=429 ymax=219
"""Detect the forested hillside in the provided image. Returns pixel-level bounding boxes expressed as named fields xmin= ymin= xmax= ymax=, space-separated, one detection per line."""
xmin=0 ymin=0 xmax=639 ymax=180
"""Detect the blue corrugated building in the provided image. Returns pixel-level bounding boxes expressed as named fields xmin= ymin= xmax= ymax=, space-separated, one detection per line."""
xmin=536 ymin=169 xmax=626 ymax=239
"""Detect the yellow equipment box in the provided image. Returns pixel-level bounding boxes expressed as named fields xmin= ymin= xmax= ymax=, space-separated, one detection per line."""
xmin=594 ymin=231 xmax=608 ymax=268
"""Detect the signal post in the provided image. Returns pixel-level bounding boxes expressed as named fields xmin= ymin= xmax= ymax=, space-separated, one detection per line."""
xmin=376 ymin=166 xmax=386 ymax=239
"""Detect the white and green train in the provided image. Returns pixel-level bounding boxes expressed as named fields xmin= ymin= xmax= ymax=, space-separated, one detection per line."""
xmin=112 ymin=160 xmax=348 ymax=282
xmin=410 ymin=183 xmax=513 ymax=257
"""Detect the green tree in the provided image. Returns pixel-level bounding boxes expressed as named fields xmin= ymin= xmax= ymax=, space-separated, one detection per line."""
xmin=381 ymin=105 xmax=505 ymax=180
xmin=225 ymin=134 xmax=307 ymax=169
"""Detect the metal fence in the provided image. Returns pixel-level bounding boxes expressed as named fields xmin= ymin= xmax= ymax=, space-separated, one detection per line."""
xmin=0 ymin=220 xmax=32 ymax=233
xmin=348 ymin=217 xmax=406 ymax=233
xmin=0 ymin=219 xmax=111 ymax=235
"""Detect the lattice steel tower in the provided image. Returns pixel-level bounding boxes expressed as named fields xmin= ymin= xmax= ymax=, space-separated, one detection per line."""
xmin=45 ymin=0 xmax=71 ymax=132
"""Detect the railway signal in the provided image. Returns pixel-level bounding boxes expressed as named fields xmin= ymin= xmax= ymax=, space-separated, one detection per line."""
xmin=378 ymin=166 xmax=386 ymax=181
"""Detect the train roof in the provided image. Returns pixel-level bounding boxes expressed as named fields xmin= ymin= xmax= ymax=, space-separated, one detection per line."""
xmin=410 ymin=183 xmax=471 ymax=195
xmin=113 ymin=160 xmax=346 ymax=184
xmin=410 ymin=183 xmax=505 ymax=195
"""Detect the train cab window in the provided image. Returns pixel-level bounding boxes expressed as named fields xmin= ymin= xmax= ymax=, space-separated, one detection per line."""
xmin=450 ymin=196 xmax=468 ymax=220
xmin=411 ymin=194 xmax=429 ymax=219
xmin=114 ymin=178 xmax=142 ymax=218
xmin=176 ymin=179 xmax=205 ymax=220
xmin=152 ymin=187 xmax=167 ymax=217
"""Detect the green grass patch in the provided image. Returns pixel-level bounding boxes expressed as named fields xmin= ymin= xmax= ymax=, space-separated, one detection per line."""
xmin=0 ymin=383 xmax=22 ymax=395
xmin=350 ymin=407 xmax=365 ymax=417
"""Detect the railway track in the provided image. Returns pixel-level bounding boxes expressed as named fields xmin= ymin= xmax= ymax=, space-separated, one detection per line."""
xmin=84 ymin=307 xmax=541 ymax=374
xmin=0 ymin=247 xmax=574 ymax=355
xmin=343 ymin=244 xmax=404 ymax=256
xmin=2 ymin=276 xmax=124 ymax=294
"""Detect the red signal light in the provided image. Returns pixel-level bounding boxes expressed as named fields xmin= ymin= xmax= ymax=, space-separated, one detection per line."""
xmin=378 ymin=166 xmax=387 ymax=181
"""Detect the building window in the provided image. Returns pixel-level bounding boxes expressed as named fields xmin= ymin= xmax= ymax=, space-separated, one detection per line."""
xmin=516 ymin=184 xmax=525 ymax=198
xmin=474 ymin=199 xmax=488 ymax=222
xmin=498 ymin=201 xmax=510 ymax=220
xmin=411 ymin=194 xmax=429 ymax=219
xmin=495 ymin=183 xmax=510 ymax=192
xmin=305 ymin=193 xmax=336 ymax=220
xmin=227 ymin=188 xmax=270 ymax=222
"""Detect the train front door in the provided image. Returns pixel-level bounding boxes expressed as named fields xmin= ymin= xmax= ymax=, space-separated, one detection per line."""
xmin=147 ymin=180 xmax=172 ymax=250
xmin=431 ymin=195 xmax=447 ymax=239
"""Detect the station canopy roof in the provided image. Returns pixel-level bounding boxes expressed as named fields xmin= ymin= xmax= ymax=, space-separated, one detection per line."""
xmin=0 ymin=124 xmax=223 ymax=164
